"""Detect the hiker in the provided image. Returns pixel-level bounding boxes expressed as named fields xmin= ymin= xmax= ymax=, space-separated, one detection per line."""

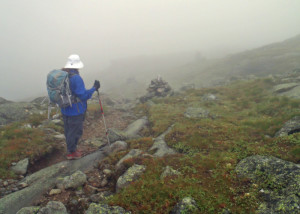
xmin=61 ymin=54 xmax=100 ymax=160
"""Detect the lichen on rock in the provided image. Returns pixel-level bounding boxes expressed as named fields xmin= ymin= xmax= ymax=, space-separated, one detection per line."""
xmin=235 ymin=155 xmax=300 ymax=214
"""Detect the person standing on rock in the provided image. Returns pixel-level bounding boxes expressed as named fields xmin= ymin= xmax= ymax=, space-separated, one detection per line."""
xmin=61 ymin=54 xmax=100 ymax=160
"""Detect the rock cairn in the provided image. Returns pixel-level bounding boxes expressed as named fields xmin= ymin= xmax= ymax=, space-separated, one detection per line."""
xmin=140 ymin=77 xmax=173 ymax=103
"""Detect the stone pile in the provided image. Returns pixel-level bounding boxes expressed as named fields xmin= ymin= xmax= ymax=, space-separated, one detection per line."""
xmin=140 ymin=77 xmax=173 ymax=103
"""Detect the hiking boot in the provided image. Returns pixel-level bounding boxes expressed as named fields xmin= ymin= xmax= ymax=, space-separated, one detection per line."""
xmin=67 ymin=151 xmax=82 ymax=160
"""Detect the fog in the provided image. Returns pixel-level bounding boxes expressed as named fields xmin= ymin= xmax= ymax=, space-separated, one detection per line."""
xmin=1 ymin=0 xmax=300 ymax=101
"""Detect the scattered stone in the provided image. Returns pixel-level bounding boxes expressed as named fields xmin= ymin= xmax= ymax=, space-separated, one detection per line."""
xmin=202 ymin=93 xmax=217 ymax=101
xmin=53 ymin=134 xmax=65 ymax=140
xmin=57 ymin=170 xmax=87 ymax=190
xmin=51 ymin=119 xmax=62 ymax=124
xmin=11 ymin=162 xmax=17 ymax=166
xmin=235 ymin=155 xmax=300 ymax=214
xmin=85 ymin=203 xmax=131 ymax=214
xmin=110 ymin=141 xmax=128 ymax=152
xmin=16 ymin=206 xmax=40 ymax=214
xmin=116 ymin=149 xmax=143 ymax=170
xmin=85 ymin=185 xmax=98 ymax=194
xmin=160 ymin=166 xmax=181 ymax=179
xmin=49 ymin=189 xmax=62 ymax=196
xmin=11 ymin=158 xmax=29 ymax=175
xmin=149 ymin=126 xmax=176 ymax=157
xmin=3 ymin=181 xmax=8 ymax=187
xmin=17 ymin=182 xmax=28 ymax=189
xmin=103 ymin=169 xmax=112 ymax=176
xmin=89 ymin=191 xmax=113 ymax=203
xmin=184 ymin=107 xmax=211 ymax=119
xmin=275 ymin=116 xmax=300 ymax=137
xmin=170 ymin=197 xmax=199 ymax=214
xmin=108 ymin=129 xmax=127 ymax=143
xmin=38 ymin=201 xmax=68 ymax=214
xmin=116 ymin=164 xmax=146 ymax=193
xmin=100 ymin=178 xmax=108 ymax=187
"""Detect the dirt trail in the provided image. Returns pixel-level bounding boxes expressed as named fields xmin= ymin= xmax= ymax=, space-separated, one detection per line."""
xmin=29 ymin=108 xmax=136 ymax=174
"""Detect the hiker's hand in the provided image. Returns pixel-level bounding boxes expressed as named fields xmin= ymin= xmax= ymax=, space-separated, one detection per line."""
xmin=94 ymin=80 xmax=100 ymax=91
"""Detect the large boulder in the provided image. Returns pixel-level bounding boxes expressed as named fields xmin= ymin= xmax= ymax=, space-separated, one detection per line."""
xmin=116 ymin=164 xmax=146 ymax=193
xmin=275 ymin=116 xmax=300 ymax=137
xmin=0 ymin=102 xmax=43 ymax=125
xmin=235 ymin=155 xmax=300 ymax=214
xmin=85 ymin=203 xmax=131 ymax=214
xmin=11 ymin=158 xmax=29 ymax=175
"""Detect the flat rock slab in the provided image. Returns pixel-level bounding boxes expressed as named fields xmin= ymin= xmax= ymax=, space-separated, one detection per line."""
xmin=275 ymin=116 xmax=300 ymax=137
xmin=273 ymin=83 xmax=300 ymax=93
xmin=108 ymin=117 xmax=148 ymax=143
xmin=0 ymin=150 xmax=106 ymax=214
xmin=149 ymin=126 xmax=176 ymax=157
xmin=278 ymin=85 xmax=300 ymax=99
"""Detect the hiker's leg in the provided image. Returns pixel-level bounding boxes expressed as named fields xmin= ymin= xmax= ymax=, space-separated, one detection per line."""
xmin=66 ymin=114 xmax=84 ymax=153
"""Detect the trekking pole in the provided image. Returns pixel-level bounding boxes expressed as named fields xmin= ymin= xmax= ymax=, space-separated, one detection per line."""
xmin=97 ymin=90 xmax=111 ymax=146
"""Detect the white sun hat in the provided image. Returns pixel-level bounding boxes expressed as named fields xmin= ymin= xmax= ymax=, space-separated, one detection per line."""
xmin=64 ymin=54 xmax=84 ymax=69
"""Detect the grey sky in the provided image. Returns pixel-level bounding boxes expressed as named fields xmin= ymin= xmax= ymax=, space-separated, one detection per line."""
xmin=1 ymin=0 xmax=300 ymax=100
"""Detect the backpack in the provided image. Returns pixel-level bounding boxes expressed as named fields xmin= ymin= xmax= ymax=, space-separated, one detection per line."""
xmin=46 ymin=69 xmax=73 ymax=108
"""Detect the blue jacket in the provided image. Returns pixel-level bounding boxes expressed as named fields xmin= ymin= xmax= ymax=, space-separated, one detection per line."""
xmin=61 ymin=69 xmax=96 ymax=116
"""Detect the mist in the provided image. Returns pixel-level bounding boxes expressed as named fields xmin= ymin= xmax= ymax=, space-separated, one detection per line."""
xmin=1 ymin=0 xmax=300 ymax=101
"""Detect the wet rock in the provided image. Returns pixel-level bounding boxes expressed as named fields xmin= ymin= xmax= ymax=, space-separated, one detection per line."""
xmin=38 ymin=201 xmax=67 ymax=214
xmin=170 ymin=197 xmax=199 ymax=214
xmin=116 ymin=164 xmax=146 ymax=193
xmin=116 ymin=149 xmax=143 ymax=170
xmin=275 ymin=116 xmax=300 ymax=137
xmin=85 ymin=203 xmax=131 ymax=214
xmin=236 ymin=155 xmax=300 ymax=214
xmin=184 ymin=107 xmax=211 ymax=119
xmin=160 ymin=166 xmax=181 ymax=179
xmin=49 ymin=189 xmax=62 ymax=196
xmin=57 ymin=170 xmax=87 ymax=190
xmin=11 ymin=158 xmax=29 ymax=175
xmin=16 ymin=206 xmax=40 ymax=214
